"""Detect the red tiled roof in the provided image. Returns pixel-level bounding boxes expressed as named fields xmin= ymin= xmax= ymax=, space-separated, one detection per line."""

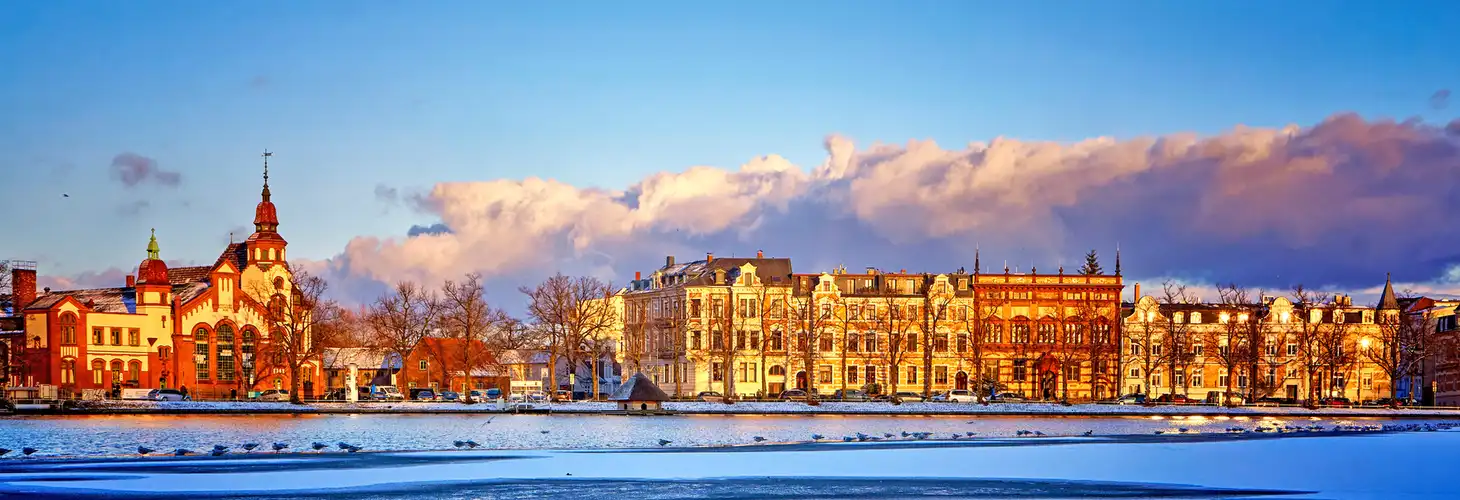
xmin=167 ymin=266 xmax=212 ymax=285
xmin=217 ymin=243 xmax=247 ymax=271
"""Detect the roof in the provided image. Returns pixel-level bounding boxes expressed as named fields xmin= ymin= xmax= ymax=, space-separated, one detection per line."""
xmin=168 ymin=266 xmax=213 ymax=285
xmin=608 ymin=372 xmax=669 ymax=402
xmin=216 ymin=243 xmax=247 ymax=272
xmin=1378 ymin=275 xmax=1400 ymax=311
xmin=499 ymin=349 xmax=550 ymax=365
xmin=26 ymin=287 xmax=136 ymax=313
xmin=630 ymin=257 xmax=794 ymax=293
xmin=323 ymin=347 xmax=390 ymax=370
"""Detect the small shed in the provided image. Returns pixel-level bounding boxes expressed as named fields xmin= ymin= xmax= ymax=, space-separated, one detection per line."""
xmin=609 ymin=372 xmax=670 ymax=412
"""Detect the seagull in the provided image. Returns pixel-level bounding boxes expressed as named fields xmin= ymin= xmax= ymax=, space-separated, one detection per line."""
xmin=966 ymin=432 xmax=977 ymax=437
xmin=346 ymin=445 xmax=363 ymax=453
xmin=242 ymin=443 xmax=260 ymax=451
xmin=479 ymin=416 xmax=498 ymax=427
xmin=272 ymin=443 xmax=289 ymax=452
xmin=753 ymin=436 xmax=767 ymax=442
xmin=1178 ymin=428 xmax=1189 ymax=434
xmin=1154 ymin=430 xmax=1165 ymax=435
xmin=311 ymin=442 xmax=328 ymax=451
xmin=22 ymin=448 xmax=37 ymax=456
xmin=811 ymin=434 xmax=824 ymax=441
xmin=174 ymin=448 xmax=193 ymax=456
xmin=842 ymin=436 xmax=855 ymax=442
xmin=540 ymin=430 xmax=550 ymax=434
xmin=465 ymin=440 xmax=480 ymax=448
xmin=336 ymin=442 xmax=353 ymax=450
xmin=1083 ymin=430 xmax=1094 ymax=436
xmin=210 ymin=448 xmax=229 ymax=456
xmin=62 ymin=194 xmax=69 ymax=198
xmin=883 ymin=433 xmax=894 ymax=438
xmin=212 ymin=445 xmax=229 ymax=453
xmin=138 ymin=446 xmax=155 ymax=455
xmin=0 ymin=448 xmax=10 ymax=457
xmin=658 ymin=439 xmax=672 ymax=446
xmin=453 ymin=440 xmax=467 ymax=448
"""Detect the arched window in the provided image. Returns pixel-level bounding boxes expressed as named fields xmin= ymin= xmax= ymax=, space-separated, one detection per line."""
xmin=59 ymin=313 xmax=78 ymax=345
xmin=60 ymin=357 xmax=76 ymax=384
xmin=91 ymin=359 xmax=104 ymax=385
xmin=127 ymin=360 xmax=141 ymax=383
xmin=194 ymin=327 xmax=211 ymax=380
xmin=216 ymin=324 xmax=235 ymax=381
xmin=241 ymin=329 xmax=257 ymax=383
xmin=768 ymin=365 xmax=786 ymax=376
xmin=110 ymin=359 xmax=124 ymax=382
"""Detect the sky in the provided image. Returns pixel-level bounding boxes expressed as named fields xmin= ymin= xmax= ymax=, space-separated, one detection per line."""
xmin=2 ymin=1 xmax=1458 ymax=309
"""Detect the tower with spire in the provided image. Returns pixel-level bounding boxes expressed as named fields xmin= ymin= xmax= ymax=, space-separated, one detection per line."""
xmin=135 ymin=228 xmax=172 ymax=307
xmin=246 ymin=150 xmax=288 ymax=268
xmin=1377 ymin=272 xmax=1400 ymax=323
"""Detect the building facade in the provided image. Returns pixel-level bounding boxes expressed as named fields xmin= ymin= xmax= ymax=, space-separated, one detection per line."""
xmin=1120 ymin=280 xmax=1402 ymax=403
xmin=0 ymin=157 xmax=322 ymax=399
xmin=616 ymin=251 xmax=1125 ymax=400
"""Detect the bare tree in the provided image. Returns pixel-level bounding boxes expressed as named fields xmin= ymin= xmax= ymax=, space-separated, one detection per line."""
xmin=1290 ymin=285 xmax=1328 ymax=403
xmin=1078 ymin=297 xmax=1119 ymax=400
xmin=788 ymin=286 xmax=834 ymax=398
xmin=1205 ymin=284 xmax=1256 ymax=405
xmin=440 ymin=273 xmax=508 ymax=403
xmin=1363 ymin=294 xmax=1430 ymax=401
xmin=365 ymin=281 xmax=441 ymax=387
xmin=871 ymin=296 xmax=917 ymax=398
xmin=519 ymin=274 xmax=617 ymax=401
xmin=1317 ymin=305 xmax=1359 ymax=399
xmin=250 ymin=269 xmax=344 ymax=404
xmin=620 ymin=298 xmax=648 ymax=375
xmin=1158 ymin=282 xmax=1198 ymax=398
xmin=1127 ymin=303 xmax=1167 ymax=396
xmin=957 ymin=289 xmax=1005 ymax=402
xmin=750 ymin=283 xmax=788 ymax=398
xmin=919 ymin=276 xmax=956 ymax=397
xmin=659 ymin=302 xmax=691 ymax=398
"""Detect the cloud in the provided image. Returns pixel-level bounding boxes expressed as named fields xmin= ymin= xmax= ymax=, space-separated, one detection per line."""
xmin=374 ymin=184 xmax=399 ymax=204
xmin=1432 ymin=89 xmax=1450 ymax=110
xmin=110 ymin=153 xmax=181 ymax=187
xmin=116 ymin=200 xmax=150 ymax=216
xmin=406 ymin=223 xmax=452 ymax=237
xmin=38 ymin=268 xmax=130 ymax=292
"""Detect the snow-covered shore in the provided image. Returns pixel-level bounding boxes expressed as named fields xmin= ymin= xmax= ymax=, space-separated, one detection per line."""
xmin=2 ymin=430 xmax=1455 ymax=499
xmin=49 ymin=399 xmax=1460 ymax=417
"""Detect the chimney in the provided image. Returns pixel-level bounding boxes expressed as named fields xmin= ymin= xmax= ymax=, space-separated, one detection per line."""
xmin=756 ymin=249 xmax=764 ymax=259
xmin=635 ymin=271 xmax=641 ymax=281
xmin=11 ymin=265 xmax=37 ymax=312
xmin=899 ymin=269 xmax=906 ymax=274
xmin=865 ymin=267 xmax=877 ymax=275
xmin=1133 ymin=283 xmax=1141 ymax=301
xmin=706 ymin=252 xmax=714 ymax=263
xmin=666 ymin=255 xmax=676 ymax=267
xmin=126 ymin=275 xmax=136 ymax=288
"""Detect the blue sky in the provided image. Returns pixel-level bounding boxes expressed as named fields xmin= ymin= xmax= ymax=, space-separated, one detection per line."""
xmin=1 ymin=1 xmax=1457 ymax=296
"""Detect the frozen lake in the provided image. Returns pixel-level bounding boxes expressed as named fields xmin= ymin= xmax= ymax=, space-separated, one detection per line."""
xmin=2 ymin=412 xmax=1456 ymax=458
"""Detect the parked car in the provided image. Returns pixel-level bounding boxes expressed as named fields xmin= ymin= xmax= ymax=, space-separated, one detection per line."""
xmin=930 ymin=390 xmax=977 ymax=403
xmin=893 ymin=391 xmax=925 ymax=403
xmin=371 ymin=386 xmax=405 ymax=401
xmin=1366 ymin=397 xmax=1408 ymax=408
xmin=831 ymin=389 xmax=870 ymax=402
xmin=148 ymin=388 xmax=189 ymax=401
xmin=1318 ymin=397 xmax=1353 ymax=408
xmin=485 ymin=388 xmax=502 ymax=400
xmin=990 ymin=392 xmax=1026 ymax=403
xmin=779 ymin=389 xmax=810 ymax=401
xmin=1114 ymin=393 xmax=1147 ymax=405
xmin=409 ymin=388 xmax=436 ymax=401
xmin=253 ymin=389 xmax=290 ymax=402
xmin=1202 ymin=391 xmax=1243 ymax=406
xmin=697 ymin=391 xmax=725 ymax=403
xmin=1156 ymin=393 xmax=1193 ymax=404
xmin=528 ymin=391 xmax=547 ymax=402
xmin=438 ymin=391 xmax=460 ymax=402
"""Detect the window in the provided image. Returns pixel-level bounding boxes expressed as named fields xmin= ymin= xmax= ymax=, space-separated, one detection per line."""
xmin=1218 ymin=371 xmax=1230 ymax=388
xmin=92 ymin=327 xmax=104 ymax=345
xmin=419 ymin=359 xmax=428 ymax=370
xmin=60 ymin=313 xmax=77 ymax=345
xmin=905 ymin=366 xmax=918 ymax=384
xmin=1287 ymin=343 xmax=1298 ymax=356
xmin=934 ymin=334 xmax=948 ymax=352
xmin=1129 ymin=367 xmax=1141 ymax=378
xmin=739 ymin=299 xmax=758 ymax=318
xmin=769 ymin=365 xmax=785 ymax=376
xmin=691 ymin=331 xmax=702 ymax=350
xmin=241 ymin=329 xmax=256 ymax=381
xmin=846 ymin=365 xmax=860 ymax=384
xmin=1191 ymin=312 xmax=1203 ymax=323
xmin=1013 ymin=360 xmax=1027 ymax=381
xmin=819 ymin=365 xmax=833 ymax=384
xmin=1265 ymin=343 xmax=1278 ymax=357
xmin=819 ymin=336 xmax=833 ymax=351
xmin=128 ymin=328 xmax=140 ymax=347
xmin=690 ymin=299 xmax=702 ymax=317
xmin=1152 ymin=373 xmax=1163 ymax=388
xmin=92 ymin=359 xmax=105 ymax=385
xmin=1265 ymin=368 xmax=1275 ymax=388
xmin=127 ymin=360 xmax=141 ymax=383
xmin=736 ymin=331 xmax=746 ymax=350
xmin=820 ymin=304 xmax=832 ymax=319
xmin=1174 ymin=312 xmax=1185 ymax=323
xmin=110 ymin=359 xmax=124 ymax=382
xmin=1237 ymin=371 xmax=1249 ymax=388
xmin=984 ymin=323 xmax=1002 ymax=343
xmin=711 ymin=330 xmax=725 ymax=350
xmin=738 ymin=363 xmax=749 ymax=383
xmin=769 ymin=330 xmax=782 ymax=351
xmin=1064 ymin=324 xmax=1083 ymax=344
xmin=216 ymin=325 xmax=235 ymax=381
xmin=1193 ymin=344 xmax=1205 ymax=356
xmin=60 ymin=358 xmax=76 ymax=384
xmin=711 ymin=298 xmax=724 ymax=318
xmin=194 ymin=328 xmax=210 ymax=380
xmin=1011 ymin=323 xmax=1030 ymax=343
xmin=1152 ymin=344 xmax=1163 ymax=356
xmin=956 ymin=333 xmax=969 ymax=352
xmin=865 ymin=365 xmax=876 ymax=384
xmin=711 ymin=362 xmax=724 ymax=382
xmin=1192 ymin=372 xmax=1204 ymax=387
xmin=935 ymin=366 xmax=949 ymax=384
xmin=864 ymin=333 xmax=877 ymax=352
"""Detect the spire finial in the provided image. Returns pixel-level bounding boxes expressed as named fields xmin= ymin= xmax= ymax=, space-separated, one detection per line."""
xmin=261 ymin=150 xmax=273 ymax=202
xmin=1115 ymin=242 xmax=1123 ymax=277
xmin=974 ymin=244 xmax=981 ymax=275
xmin=146 ymin=228 xmax=160 ymax=260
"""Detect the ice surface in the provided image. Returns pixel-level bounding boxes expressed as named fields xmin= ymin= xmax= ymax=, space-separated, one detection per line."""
xmin=1 ymin=431 xmax=1455 ymax=499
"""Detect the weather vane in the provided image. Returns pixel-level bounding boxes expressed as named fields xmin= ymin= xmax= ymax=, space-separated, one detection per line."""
xmin=262 ymin=149 xmax=272 ymax=185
